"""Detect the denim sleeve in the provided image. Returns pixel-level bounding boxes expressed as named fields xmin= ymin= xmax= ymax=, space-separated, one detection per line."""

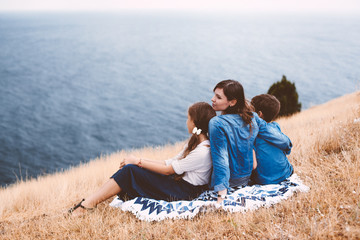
xmin=254 ymin=114 xmax=292 ymax=153
xmin=209 ymin=118 xmax=230 ymax=192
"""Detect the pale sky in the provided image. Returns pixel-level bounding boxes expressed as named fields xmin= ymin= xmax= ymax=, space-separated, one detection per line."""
xmin=0 ymin=0 xmax=359 ymax=14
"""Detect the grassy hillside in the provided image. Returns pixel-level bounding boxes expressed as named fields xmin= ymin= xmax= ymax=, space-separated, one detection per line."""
xmin=0 ymin=91 xmax=359 ymax=239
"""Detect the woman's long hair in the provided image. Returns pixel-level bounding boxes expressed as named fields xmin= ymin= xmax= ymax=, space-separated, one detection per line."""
xmin=182 ymin=102 xmax=216 ymax=158
xmin=214 ymin=80 xmax=254 ymax=125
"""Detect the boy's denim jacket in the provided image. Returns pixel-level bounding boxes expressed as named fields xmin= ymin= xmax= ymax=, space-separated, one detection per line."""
xmin=209 ymin=113 xmax=292 ymax=192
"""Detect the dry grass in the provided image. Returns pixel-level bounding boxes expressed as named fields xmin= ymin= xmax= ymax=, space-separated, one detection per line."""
xmin=1 ymin=92 xmax=359 ymax=240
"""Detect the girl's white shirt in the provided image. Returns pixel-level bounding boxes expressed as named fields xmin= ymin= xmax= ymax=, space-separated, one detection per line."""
xmin=165 ymin=140 xmax=212 ymax=186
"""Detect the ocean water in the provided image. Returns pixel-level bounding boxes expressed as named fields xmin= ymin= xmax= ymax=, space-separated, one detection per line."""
xmin=0 ymin=11 xmax=359 ymax=187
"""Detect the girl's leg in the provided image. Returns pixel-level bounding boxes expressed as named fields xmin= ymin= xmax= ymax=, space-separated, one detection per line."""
xmin=71 ymin=178 xmax=121 ymax=215
xmin=82 ymin=178 xmax=121 ymax=207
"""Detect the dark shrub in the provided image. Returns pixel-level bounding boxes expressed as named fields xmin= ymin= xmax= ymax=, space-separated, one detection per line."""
xmin=267 ymin=75 xmax=301 ymax=117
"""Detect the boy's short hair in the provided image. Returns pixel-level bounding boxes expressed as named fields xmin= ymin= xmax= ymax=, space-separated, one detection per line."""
xmin=251 ymin=94 xmax=280 ymax=122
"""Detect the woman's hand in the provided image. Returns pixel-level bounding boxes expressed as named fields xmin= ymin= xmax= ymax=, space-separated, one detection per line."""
xmin=119 ymin=155 xmax=139 ymax=169
xmin=217 ymin=189 xmax=227 ymax=203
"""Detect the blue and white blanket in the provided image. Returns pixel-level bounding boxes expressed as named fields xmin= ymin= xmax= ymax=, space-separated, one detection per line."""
xmin=110 ymin=174 xmax=309 ymax=221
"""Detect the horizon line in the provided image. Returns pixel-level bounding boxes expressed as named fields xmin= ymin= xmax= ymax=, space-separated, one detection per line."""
xmin=0 ymin=8 xmax=359 ymax=15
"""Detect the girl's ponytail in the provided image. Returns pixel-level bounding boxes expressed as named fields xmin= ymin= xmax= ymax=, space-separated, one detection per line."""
xmin=182 ymin=102 xmax=216 ymax=159
xmin=174 ymin=102 xmax=215 ymax=181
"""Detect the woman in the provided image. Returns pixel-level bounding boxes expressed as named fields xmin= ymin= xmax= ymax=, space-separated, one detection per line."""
xmin=68 ymin=102 xmax=216 ymax=215
xmin=209 ymin=80 xmax=258 ymax=203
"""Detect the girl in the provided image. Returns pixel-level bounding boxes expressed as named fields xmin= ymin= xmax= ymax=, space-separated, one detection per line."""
xmin=68 ymin=102 xmax=216 ymax=215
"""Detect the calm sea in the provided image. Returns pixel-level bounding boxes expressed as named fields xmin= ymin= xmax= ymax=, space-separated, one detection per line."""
xmin=0 ymin=11 xmax=359 ymax=187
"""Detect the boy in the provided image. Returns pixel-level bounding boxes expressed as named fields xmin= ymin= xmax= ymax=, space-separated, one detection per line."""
xmin=251 ymin=94 xmax=294 ymax=185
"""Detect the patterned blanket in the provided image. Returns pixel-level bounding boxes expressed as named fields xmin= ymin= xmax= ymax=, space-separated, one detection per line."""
xmin=109 ymin=174 xmax=309 ymax=221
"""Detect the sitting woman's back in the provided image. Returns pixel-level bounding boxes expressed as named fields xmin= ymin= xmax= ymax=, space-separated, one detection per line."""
xmin=209 ymin=113 xmax=258 ymax=191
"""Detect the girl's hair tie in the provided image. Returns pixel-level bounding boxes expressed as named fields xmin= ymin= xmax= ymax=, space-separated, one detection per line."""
xmin=192 ymin=127 xmax=202 ymax=135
